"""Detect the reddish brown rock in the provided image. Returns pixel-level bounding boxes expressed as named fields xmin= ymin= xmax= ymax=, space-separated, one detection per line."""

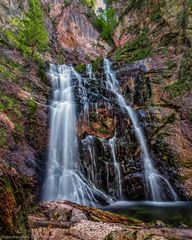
xmin=77 ymin=108 xmax=116 ymax=139
xmin=29 ymin=201 xmax=192 ymax=240
xmin=54 ymin=1 xmax=111 ymax=62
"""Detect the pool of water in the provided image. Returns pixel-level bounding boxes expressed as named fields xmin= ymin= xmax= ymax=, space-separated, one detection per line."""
xmin=103 ymin=201 xmax=192 ymax=227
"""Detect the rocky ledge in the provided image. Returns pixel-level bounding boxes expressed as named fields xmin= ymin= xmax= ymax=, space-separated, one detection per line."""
xmin=28 ymin=201 xmax=192 ymax=240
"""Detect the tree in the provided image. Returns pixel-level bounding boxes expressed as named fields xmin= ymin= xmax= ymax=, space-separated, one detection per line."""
xmin=94 ymin=7 xmax=117 ymax=44
xmin=8 ymin=0 xmax=48 ymax=56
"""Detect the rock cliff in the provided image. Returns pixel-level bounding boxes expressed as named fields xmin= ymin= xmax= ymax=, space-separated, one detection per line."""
xmin=0 ymin=0 xmax=192 ymax=239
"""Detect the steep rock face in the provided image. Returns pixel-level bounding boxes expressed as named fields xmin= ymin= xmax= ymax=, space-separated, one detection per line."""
xmin=42 ymin=0 xmax=111 ymax=63
xmin=0 ymin=45 xmax=49 ymax=236
xmin=108 ymin=0 xmax=192 ymax=198
xmin=74 ymin=58 xmax=187 ymax=202
xmin=112 ymin=0 xmax=192 ymax=49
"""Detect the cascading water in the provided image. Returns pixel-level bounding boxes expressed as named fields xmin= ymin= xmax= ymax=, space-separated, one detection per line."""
xmin=108 ymin=135 xmax=123 ymax=199
xmin=103 ymin=58 xmax=178 ymax=201
xmin=43 ymin=59 xmax=179 ymax=207
xmin=42 ymin=64 xmax=111 ymax=206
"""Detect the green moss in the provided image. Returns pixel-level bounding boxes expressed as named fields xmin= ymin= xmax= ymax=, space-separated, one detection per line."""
xmin=0 ymin=53 xmax=23 ymax=82
xmin=0 ymin=94 xmax=22 ymax=120
xmin=0 ymin=128 xmax=8 ymax=146
xmin=74 ymin=64 xmax=86 ymax=73
xmin=4 ymin=0 xmax=48 ymax=57
xmin=81 ymin=0 xmax=96 ymax=8
xmin=36 ymin=57 xmax=47 ymax=82
xmin=98 ymin=128 xmax=108 ymax=134
xmin=165 ymin=48 xmax=192 ymax=98
xmin=93 ymin=7 xmax=117 ymax=44
xmin=162 ymin=69 xmax=173 ymax=78
xmin=166 ymin=60 xmax=177 ymax=70
xmin=90 ymin=112 xmax=97 ymax=122
xmin=64 ymin=0 xmax=71 ymax=5
xmin=92 ymin=57 xmax=102 ymax=72
xmin=150 ymin=9 xmax=162 ymax=22
xmin=14 ymin=123 xmax=25 ymax=135
xmin=27 ymin=98 xmax=38 ymax=114
xmin=112 ymin=29 xmax=153 ymax=62
xmin=152 ymin=75 xmax=164 ymax=83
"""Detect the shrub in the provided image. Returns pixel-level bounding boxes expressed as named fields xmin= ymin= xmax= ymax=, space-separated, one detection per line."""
xmin=94 ymin=7 xmax=117 ymax=44
xmin=81 ymin=0 xmax=96 ymax=8
xmin=27 ymin=98 xmax=38 ymax=114
xmin=5 ymin=0 xmax=48 ymax=56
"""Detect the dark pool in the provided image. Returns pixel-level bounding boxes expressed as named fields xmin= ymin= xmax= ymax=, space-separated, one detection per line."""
xmin=103 ymin=201 xmax=192 ymax=227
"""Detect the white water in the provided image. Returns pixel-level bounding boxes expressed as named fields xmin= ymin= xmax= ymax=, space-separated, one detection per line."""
xmin=103 ymin=58 xmax=177 ymax=201
xmin=42 ymin=64 xmax=105 ymax=206
xmin=43 ymin=60 xmax=178 ymax=206
xmin=109 ymin=135 xmax=123 ymax=199
xmin=86 ymin=63 xmax=95 ymax=79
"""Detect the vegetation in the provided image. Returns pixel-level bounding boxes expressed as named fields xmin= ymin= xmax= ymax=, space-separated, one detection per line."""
xmin=0 ymin=129 xmax=8 ymax=146
xmin=92 ymin=57 xmax=102 ymax=72
xmin=165 ymin=48 xmax=192 ymax=98
xmin=4 ymin=0 xmax=48 ymax=57
xmin=74 ymin=64 xmax=86 ymax=73
xmin=81 ymin=0 xmax=96 ymax=8
xmin=27 ymin=99 xmax=38 ymax=114
xmin=94 ymin=7 xmax=117 ymax=44
xmin=112 ymin=28 xmax=153 ymax=62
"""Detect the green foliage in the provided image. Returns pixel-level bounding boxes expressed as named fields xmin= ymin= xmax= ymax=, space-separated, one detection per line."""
xmin=165 ymin=48 xmax=192 ymax=98
xmin=5 ymin=0 xmax=48 ymax=56
xmin=92 ymin=57 xmax=102 ymax=72
xmin=150 ymin=8 xmax=162 ymax=22
xmin=64 ymin=0 xmax=71 ymax=5
xmin=188 ymin=0 xmax=192 ymax=7
xmin=27 ymin=98 xmax=38 ymax=114
xmin=90 ymin=112 xmax=97 ymax=122
xmin=81 ymin=0 xmax=96 ymax=8
xmin=0 ymin=128 xmax=8 ymax=146
xmin=0 ymin=52 xmax=23 ymax=82
xmin=126 ymin=0 xmax=143 ymax=10
xmin=74 ymin=64 xmax=86 ymax=73
xmin=166 ymin=60 xmax=177 ymax=70
xmin=113 ymin=29 xmax=152 ymax=62
xmin=98 ymin=128 xmax=108 ymax=134
xmin=94 ymin=7 xmax=117 ymax=44
xmin=14 ymin=123 xmax=25 ymax=135
xmin=0 ymin=94 xmax=22 ymax=118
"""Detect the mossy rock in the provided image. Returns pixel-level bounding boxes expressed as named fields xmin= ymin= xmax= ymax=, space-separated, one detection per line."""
xmin=165 ymin=48 xmax=192 ymax=97
xmin=74 ymin=63 xmax=86 ymax=73
xmin=0 ymin=128 xmax=8 ymax=146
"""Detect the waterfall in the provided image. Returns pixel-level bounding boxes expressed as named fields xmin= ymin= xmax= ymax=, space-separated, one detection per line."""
xmin=42 ymin=64 xmax=111 ymax=206
xmin=43 ymin=60 xmax=179 ymax=206
xmin=108 ymin=135 xmax=123 ymax=199
xmin=103 ymin=58 xmax=178 ymax=201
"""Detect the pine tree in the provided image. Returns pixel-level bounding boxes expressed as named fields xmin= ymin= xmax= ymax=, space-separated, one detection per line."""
xmin=8 ymin=0 xmax=48 ymax=56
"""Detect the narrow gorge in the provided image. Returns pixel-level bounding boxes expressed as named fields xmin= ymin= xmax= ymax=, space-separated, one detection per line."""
xmin=0 ymin=0 xmax=192 ymax=239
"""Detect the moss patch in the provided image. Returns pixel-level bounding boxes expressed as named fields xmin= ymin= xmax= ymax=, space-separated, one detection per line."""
xmin=27 ymin=98 xmax=38 ymax=114
xmin=74 ymin=63 xmax=86 ymax=73
xmin=112 ymin=29 xmax=153 ymax=63
xmin=0 ymin=128 xmax=8 ymax=146
xmin=165 ymin=48 xmax=192 ymax=98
